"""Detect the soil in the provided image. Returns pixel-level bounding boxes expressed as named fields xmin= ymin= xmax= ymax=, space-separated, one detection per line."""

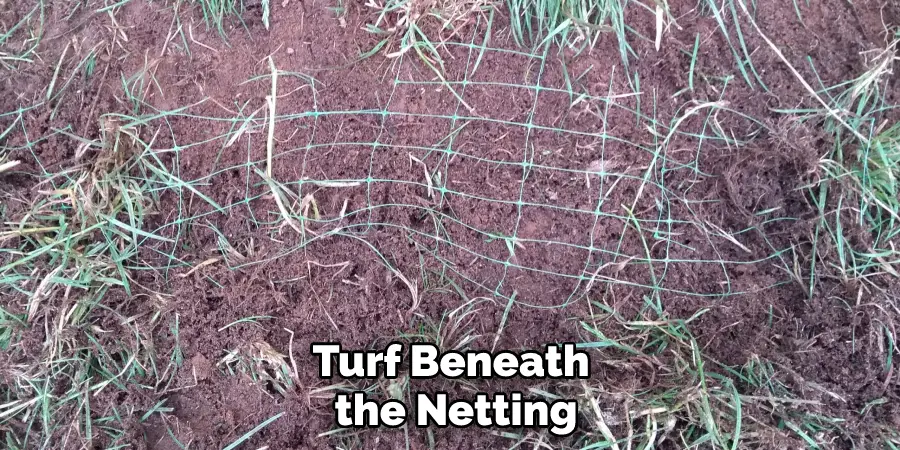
xmin=2 ymin=0 xmax=900 ymax=448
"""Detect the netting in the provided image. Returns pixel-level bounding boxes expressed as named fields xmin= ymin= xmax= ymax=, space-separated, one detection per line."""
xmin=9 ymin=18 xmax=797 ymax=315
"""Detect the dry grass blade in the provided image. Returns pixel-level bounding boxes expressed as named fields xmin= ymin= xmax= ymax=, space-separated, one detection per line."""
xmin=266 ymin=56 xmax=278 ymax=178
xmin=393 ymin=267 xmax=420 ymax=314
xmin=27 ymin=266 xmax=62 ymax=322
xmin=178 ymin=257 xmax=222 ymax=278
xmin=584 ymin=382 xmax=622 ymax=450
xmin=655 ymin=4 xmax=663 ymax=51
xmin=409 ymin=153 xmax=434 ymax=199
xmin=254 ymin=167 xmax=304 ymax=236
xmin=0 ymin=160 xmax=22 ymax=174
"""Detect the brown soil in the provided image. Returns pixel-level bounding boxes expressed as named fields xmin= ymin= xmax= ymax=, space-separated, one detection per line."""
xmin=2 ymin=0 xmax=899 ymax=448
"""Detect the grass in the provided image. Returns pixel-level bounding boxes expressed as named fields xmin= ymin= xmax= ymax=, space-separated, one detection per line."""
xmin=358 ymin=0 xmax=647 ymax=79
xmin=702 ymin=0 xmax=768 ymax=90
xmin=767 ymin=35 xmax=900 ymax=285
xmin=314 ymin=296 xmax=490 ymax=444
xmin=192 ymin=0 xmax=249 ymax=38
xmin=837 ymin=40 xmax=900 ymax=232
xmin=509 ymin=303 xmax=858 ymax=449
xmin=0 ymin=118 xmax=192 ymax=447
xmin=221 ymin=411 xmax=285 ymax=450
xmin=218 ymin=334 xmax=294 ymax=398
xmin=0 ymin=19 xmax=224 ymax=441
xmin=507 ymin=0 xmax=633 ymax=63
xmin=314 ymin=296 xmax=850 ymax=449
xmin=0 ymin=2 xmax=44 ymax=71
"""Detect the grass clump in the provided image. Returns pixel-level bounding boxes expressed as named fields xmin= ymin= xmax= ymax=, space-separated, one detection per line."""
xmin=192 ymin=0 xmax=246 ymax=37
xmin=0 ymin=2 xmax=44 ymax=71
xmin=506 ymin=0 xmax=631 ymax=57
xmin=701 ymin=0 xmax=768 ymax=90
xmin=190 ymin=0 xmax=272 ymax=39
xmin=863 ymin=122 xmax=900 ymax=216
xmin=809 ymin=38 xmax=900 ymax=282
xmin=843 ymin=41 xmax=900 ymax=226
xmin=219 ymin=340 xmax=295 ymax=396
xmin=564 ymin=300 xmax=846 ymax=449
xmin=363 ymin=0 xmax=497 ymax=66
xmin=0 ymin=116 xmax=197 ymax=447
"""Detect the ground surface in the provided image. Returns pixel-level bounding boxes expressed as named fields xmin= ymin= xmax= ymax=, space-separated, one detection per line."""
xmin=1 ymin=0 xmax=900 ymax=448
